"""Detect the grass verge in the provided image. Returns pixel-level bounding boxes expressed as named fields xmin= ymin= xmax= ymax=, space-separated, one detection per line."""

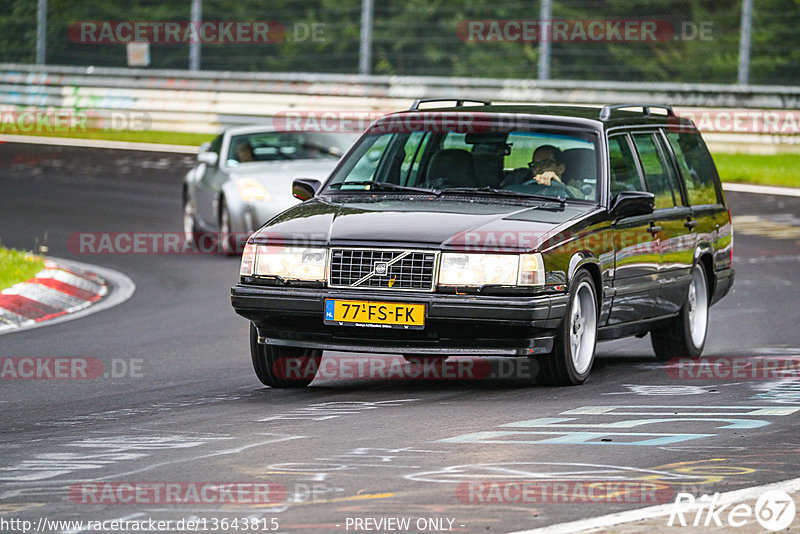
xmin=713 ymin=153 xmax=800 ymax=188
xmin=1 ymin=129 xmax=214 ymax=146
xmin=0 ymin=248 xmax=46 ymax=291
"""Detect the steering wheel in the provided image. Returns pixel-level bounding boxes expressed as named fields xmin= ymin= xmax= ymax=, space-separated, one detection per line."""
xmin=518 ymin=178 xmax=573 ymax=197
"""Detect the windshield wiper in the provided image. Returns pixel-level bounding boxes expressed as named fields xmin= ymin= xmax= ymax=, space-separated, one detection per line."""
xmin=328 ymin=181 xmax=441 ymax=195
xmin=441 ymin=186 xmax=567 ymax=205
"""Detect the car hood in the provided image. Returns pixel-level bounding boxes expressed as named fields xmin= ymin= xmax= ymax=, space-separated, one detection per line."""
xmin=253 ymin=196 xmax=598 ymax=252
xmin=227 ymin=159 xmax=339 ymax=182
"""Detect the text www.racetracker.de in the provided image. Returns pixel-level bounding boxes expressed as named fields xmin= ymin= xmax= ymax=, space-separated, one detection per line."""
xmin=0 ymin=516 xmax=279 ymax=533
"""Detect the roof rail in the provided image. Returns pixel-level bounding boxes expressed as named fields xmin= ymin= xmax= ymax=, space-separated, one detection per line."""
xmin=409 ymin=98 xmax=491 ymax=111
xmin=599 ymin=104 xmax=674 ymax=121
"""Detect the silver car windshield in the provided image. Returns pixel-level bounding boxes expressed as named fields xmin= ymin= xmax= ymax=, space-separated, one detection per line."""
xmin=226 ymin=132 xmax=359 ymax=166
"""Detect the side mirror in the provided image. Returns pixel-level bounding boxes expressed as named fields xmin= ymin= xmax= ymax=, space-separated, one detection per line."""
xmin=611 ymin=191 xmax=655 ymax=219
xmin=293 ymin=178 xmax=322 ymax=201
xmin=197 ymin=151 xmax=218 ymax=166
xmin=199 ymin=142 xmax=211 ymax=153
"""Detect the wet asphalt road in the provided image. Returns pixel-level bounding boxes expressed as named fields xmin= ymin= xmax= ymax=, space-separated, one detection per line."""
xmin=1 ymin=142 xmax=799 ymax=533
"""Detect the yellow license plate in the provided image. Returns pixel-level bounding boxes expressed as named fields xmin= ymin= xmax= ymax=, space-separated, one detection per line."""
xmin=324 ymin=300 xmax=425 ymax=329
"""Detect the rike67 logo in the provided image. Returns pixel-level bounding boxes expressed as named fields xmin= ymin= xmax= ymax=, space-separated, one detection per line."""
xmin=668 ymin=490 xmax=796 ymax=531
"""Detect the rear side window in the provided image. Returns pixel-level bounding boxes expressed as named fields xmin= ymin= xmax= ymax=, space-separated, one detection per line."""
xmin=608 ymin=135 xmax=643 ymax=196
xmin=631 ymin=133 xmax=683 ymax=209
xmin=665 ymin=132 xmax=721 ymax=206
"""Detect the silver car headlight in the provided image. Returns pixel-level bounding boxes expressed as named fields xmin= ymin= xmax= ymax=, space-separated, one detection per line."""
xmin=437 ymin=252 xmax=544 ymax=287
xmin=240 ymin=244 xmax=326 ymax=281
xmin=235 ymin=178 xmax=271 ymax=202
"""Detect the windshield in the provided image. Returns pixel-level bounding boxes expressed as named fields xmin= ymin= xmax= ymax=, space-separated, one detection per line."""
xmin=226 ymin=132 xmax=359 ymax=166
xmin=324 ymin=119 xmax=600 ymax=201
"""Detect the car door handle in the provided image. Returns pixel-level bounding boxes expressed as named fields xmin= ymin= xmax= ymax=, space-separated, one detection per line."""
xmin=647 ymin=225 xmax=662 ymax=235
xmin=684 ymin=219 xmax=698 ymax=230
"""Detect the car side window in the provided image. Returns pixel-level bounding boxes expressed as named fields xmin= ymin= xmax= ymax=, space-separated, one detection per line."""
xmin=608 ymin=135 xmax=644 ymax=196
xmin=665 ymin=132 xmax=721 ymax=206
xmin=632 ymin=133 xmax=682 ymax=209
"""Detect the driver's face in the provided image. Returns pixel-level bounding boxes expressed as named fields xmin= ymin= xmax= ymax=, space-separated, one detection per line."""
xmin=530 ymin=148 xmax=565 ymax=176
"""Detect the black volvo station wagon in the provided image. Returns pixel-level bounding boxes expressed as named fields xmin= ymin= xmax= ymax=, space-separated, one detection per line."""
xmin=231 ymin=101 xmax=734 ymax=387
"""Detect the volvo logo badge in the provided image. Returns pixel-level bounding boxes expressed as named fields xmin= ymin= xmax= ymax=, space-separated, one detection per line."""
xmin=374 ymin=262 xmax=388 ymax=275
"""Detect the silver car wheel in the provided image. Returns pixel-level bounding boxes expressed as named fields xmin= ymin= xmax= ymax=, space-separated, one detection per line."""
xmin=220 ymin=201 xmax=232 ymax=255
xmin=570 ymin=281 xmax=597 ymax=375
xmin=688 ymin=267 xmax=709 ymax=348
xmin=183 ymin=197 xmax=195 ymax=235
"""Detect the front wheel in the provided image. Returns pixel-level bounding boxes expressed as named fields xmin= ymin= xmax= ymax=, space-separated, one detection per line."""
xmin=219 ymin=198 xmax=236 ymax=256
xmin=183 ymin=192 xmax=207 ymax=247
xmin=537 ymin=270 xmax=597 ymax=386
xmin=249 ymin=323 xmax=321 ymax=388
xmin=651 ymin=263 xmax=709 ymax=360
xmin=537 ymin=270 xmax=598 ymax=386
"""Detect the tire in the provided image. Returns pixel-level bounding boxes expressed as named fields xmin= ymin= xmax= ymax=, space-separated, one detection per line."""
xmin=218 ymin=197 xmax=236 ymax=256
xmin=183 ymin=191 xmax=207 ymax=248
xmin=537 ymin=270 xmax=598 ymax=386
xmin=249 ymin=323 xmax=322 ymax=388
xmin=651 ymin=262 xmax=709 ymax=361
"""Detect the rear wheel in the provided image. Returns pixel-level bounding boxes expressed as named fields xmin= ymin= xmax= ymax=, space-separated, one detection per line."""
xmin=249 ymin=323 xmax=321 ymax=388
xmin=537 ymin=270 xmax=598 ymax=386
xmin=651 ymin=263 xmax=709 ymax=360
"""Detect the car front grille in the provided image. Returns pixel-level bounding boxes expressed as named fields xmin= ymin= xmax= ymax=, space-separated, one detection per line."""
xmin=329 ymin=248 xmax=437 ymax=291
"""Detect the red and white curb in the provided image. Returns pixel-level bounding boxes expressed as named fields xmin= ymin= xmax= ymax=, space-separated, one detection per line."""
xmin=0 ymin=258 xmax=134 ymax=334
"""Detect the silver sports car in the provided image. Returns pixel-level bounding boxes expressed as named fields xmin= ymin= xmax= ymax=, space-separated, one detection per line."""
xmin=183 ymin=126 xmax=359 ymax=254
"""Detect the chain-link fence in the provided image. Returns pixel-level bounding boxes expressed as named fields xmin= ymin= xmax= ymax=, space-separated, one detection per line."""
xmin=1 ymin=0 xmax=799 ymax=85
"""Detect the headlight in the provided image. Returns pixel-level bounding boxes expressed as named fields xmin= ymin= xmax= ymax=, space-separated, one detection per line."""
xmin=236 ymin=178 xmax=271 ymax=202
xmin=438 ymin=253 xmax=544 ymax=287
xmin=246 ymin=245 xmax=326 ymax=281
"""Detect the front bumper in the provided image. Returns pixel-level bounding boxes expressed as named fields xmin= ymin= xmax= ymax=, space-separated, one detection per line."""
xmin=231 ymin=284 xmax=568 ymax=356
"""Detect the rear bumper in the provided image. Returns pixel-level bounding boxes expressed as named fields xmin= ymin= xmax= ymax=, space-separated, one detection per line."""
xmin=231 ymin=284 xmax=568 ymax=356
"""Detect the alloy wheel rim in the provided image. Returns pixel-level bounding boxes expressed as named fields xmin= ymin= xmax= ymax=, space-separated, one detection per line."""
xmin=688 ymin=268 xmax=708 ymax=347
xmin=183 ymin=201 xmax=194 ymax=235
xmin=220 ymin=207 xmax=231 ymax=254
xmin=570 ymin=281 xmax=597 ymax=375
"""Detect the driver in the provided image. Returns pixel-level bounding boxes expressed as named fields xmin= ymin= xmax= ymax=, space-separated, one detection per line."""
xmin=504 ymin=145 xmax=581 ymax=196
xmin=234 ymin=140 xmax=256 ymax=163
xmin=515 ymin=145 xmax=566 ymax=186
xmin=528 ymin=145 xmax=566 ymax=186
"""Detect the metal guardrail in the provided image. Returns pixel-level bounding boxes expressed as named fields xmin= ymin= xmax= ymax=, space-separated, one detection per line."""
xmin=1 ymin=64 xmax=799 ymax=151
